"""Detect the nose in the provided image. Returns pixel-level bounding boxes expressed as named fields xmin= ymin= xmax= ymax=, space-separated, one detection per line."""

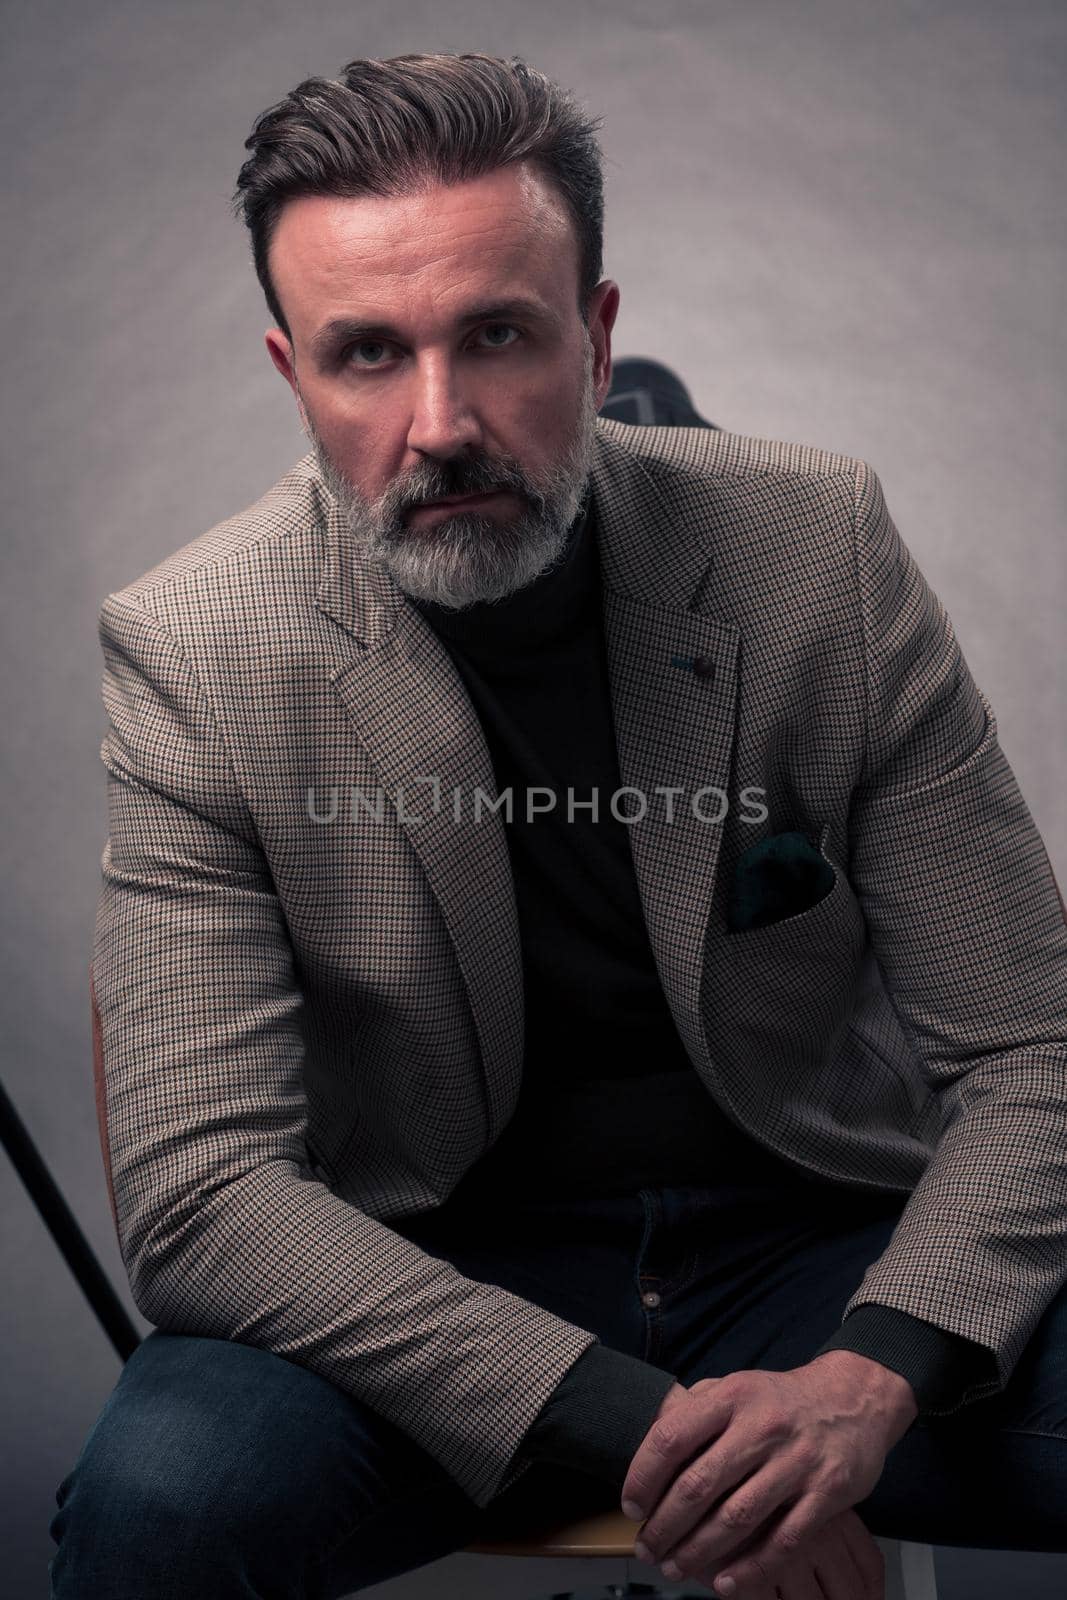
xmin=405 ymin=354 xmax=484 ymax=460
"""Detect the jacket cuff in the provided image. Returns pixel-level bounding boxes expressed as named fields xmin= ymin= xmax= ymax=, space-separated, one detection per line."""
xmin=522 ymin=1342 xmax=678 ymax=1487
xmin=813 ymin=1302 xmax=997 ymax=1416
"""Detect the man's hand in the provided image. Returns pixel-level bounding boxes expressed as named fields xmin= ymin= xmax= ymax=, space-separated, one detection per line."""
xmin=705 ymin=1505 xmax=886 ymax=1600
xmin=620 ymin=1352 xmax=917 ymax=1597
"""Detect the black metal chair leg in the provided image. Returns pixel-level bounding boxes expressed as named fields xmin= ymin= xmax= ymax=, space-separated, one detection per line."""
xmin=1 ymin=1075 xmax=141 ymax=1360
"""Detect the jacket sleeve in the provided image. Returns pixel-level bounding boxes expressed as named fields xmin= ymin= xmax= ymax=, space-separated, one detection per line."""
xmin=522 ymin=1343 xmax=678 ymax=1485
xmin=90 ymin=589 xmax=600 ymax=1511
xmin=824 ymin=459 xmax=1067 ymax=1406
xmin=814 ymin=1303 xmax=996 ymax=1417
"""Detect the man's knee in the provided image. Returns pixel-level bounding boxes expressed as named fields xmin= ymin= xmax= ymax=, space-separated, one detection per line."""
xmin=48 ymin=1330 xmax=478 ymax=1596
xmin=49 ymin=1356 xmax=288 ymax=1592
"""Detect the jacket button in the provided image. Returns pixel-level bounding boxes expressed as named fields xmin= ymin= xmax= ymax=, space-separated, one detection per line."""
xmin=641 ymin=1290 xmax=661 ymax=1308
xmin=692 ymin=655 xmax=715 ymax=679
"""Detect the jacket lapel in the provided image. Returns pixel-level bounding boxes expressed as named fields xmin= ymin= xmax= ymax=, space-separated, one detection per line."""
xmin=593 ymin=424 xmax=741 ymax=1085
xmin=313 ymin=419 xmax=740 ymax=1134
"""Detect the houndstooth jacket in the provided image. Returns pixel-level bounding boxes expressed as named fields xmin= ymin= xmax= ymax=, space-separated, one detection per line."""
xmin=90 ymin=416 xmax=1067 ymax=1510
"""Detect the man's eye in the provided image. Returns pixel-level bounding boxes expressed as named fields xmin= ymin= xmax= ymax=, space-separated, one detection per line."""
xmin=346 ymin=340 xmax=389 ymax=367
xmin=341 ymin=325 xmax=520 ymax=368
xmin=478 ymin=323 xmax=520 ymax=349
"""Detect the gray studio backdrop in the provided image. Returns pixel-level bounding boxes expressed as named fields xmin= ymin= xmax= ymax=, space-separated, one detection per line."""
xmin=3 ymin=2 xmax=1065 ymax=1596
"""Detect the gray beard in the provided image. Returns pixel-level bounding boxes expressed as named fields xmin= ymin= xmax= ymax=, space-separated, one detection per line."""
xmin=302 ymin=346 xmax=599 ymax=611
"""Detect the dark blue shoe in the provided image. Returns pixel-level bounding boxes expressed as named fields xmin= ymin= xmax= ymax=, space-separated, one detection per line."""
xmin=600 ymin=357 xmax=716 ymax=429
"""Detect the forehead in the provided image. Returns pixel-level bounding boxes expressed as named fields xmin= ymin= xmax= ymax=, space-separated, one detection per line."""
xmin=268 ymin=162 xmax=576 ymax=335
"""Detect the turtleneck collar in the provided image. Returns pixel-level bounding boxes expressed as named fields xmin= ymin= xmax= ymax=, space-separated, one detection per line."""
xmin=407 ymin=490 xmax=598 ymax=655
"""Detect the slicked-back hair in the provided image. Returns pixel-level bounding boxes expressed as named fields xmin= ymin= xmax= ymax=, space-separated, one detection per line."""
xmin=231 ymin=51 xmax=607 ymax=341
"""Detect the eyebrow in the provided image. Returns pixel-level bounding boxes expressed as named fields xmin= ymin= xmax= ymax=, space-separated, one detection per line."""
xmin=308 ymin=296 xmax=558 ymax=361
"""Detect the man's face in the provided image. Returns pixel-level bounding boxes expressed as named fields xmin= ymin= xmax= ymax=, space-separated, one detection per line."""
xmin=264 ymin=162 xmax=620 ymax=609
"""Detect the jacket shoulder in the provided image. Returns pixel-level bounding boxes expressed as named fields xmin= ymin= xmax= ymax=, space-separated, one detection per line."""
xmin=594 ymin=416 xmax=864 ymax=485
xmin=103 ymin=452 xmax=324 ymax=616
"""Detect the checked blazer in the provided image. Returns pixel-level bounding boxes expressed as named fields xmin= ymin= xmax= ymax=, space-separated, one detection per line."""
xmin=90 ymin=416 xmax=1067 ymax=1510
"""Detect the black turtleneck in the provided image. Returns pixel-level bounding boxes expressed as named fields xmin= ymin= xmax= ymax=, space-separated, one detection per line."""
xmin=398 ymin=487 xmax=997 ymax=1493
xmin=409 ymin=492 xmax=808 ymax=1200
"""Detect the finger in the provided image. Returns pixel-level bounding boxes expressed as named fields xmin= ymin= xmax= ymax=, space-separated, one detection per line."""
xmin=805 ymin=1529 xmax=866 ymax=1600
xmin=636 ymin=1431 xmax=783 ymax=1566
xmin=708 ymin=1489 xmax=843 ymax=1596
xmin=729 ymin=1563 xmax=819 ymax=1600
xmin=621 ymin=1382 xmax=736 ymax=1524
xmin=774 ymin=1568 xmax=823 ymax=1600
xmin=636 ymin=1461 xmax=739 ymax=1564
xmin=692 ymin=1543 xmax=806 ymax=1600
xmin=835 ymin=1511 xmax=885 ymax=1600
xmin=657 ymin=1461 xmax=805 ymax=1580
xmin=715 ymin=1551 xmax=824 ymax=1600
xmin=690 ymin=1554 xmax=781 ymax=1600
xmin=773 ymin=1509 xmax=880 ymax=1600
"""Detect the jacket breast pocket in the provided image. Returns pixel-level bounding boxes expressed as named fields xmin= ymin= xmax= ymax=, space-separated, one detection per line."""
xmin=702 ymin=821 xmax=868 ymax=1076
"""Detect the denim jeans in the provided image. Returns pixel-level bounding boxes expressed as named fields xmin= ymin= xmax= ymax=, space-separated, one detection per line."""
xmin=49 ymin=1179 xmax=1067 ymax=1597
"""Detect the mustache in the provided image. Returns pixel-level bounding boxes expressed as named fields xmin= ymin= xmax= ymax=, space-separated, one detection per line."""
xmin=398 ymin=459 xmax=528 ymax=514
xmin=317 ymin=446 xmax=531 ymax=522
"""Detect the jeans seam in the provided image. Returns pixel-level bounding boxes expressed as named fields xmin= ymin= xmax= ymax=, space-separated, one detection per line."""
xmin=639 ymin=1190 xmax=698 ymax=1298
xmin=634 ymin=1189 xmax=658 ymax=1288
xmin=636 ymin=1189 xmax=659 ymax=1363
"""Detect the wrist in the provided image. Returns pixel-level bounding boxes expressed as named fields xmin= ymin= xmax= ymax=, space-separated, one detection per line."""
xmin=811 ymin=1349 xmax=919 ymax=1439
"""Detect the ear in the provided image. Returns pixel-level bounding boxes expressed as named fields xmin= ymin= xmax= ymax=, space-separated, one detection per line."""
xmin=264 ymin=329 xmax=310 ymax=433
xmin=585 ymin=280 xmax=621 ymax=411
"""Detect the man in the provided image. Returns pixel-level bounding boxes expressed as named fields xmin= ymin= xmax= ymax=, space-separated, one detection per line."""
xmin=52 ymin=50 xmax=1067 ymax=1600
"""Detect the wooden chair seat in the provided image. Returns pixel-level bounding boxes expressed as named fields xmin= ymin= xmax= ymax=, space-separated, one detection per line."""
xmin=464 ymin=1503 xmax=940 ymax=1598
xmin=465 ymin=1503 xmax=639 ymax=1558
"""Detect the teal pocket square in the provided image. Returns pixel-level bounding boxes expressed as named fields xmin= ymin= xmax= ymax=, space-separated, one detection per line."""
xmin=727 ymin=829 xmax=836 ymax=933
